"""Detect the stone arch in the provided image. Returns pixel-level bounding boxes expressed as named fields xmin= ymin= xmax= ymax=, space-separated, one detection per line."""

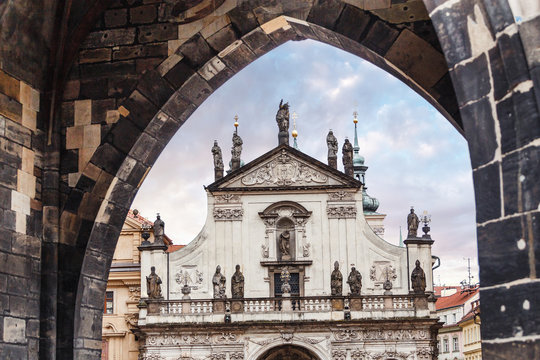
xmin=26 ymin=0 xmax=535 ymax=359
xmin=251 ymin=341 xmax=325 ymax=360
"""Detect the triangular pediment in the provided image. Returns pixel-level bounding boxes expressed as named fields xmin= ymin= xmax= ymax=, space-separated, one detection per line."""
xmin=207 ymin=145 xmax=361 ymax=191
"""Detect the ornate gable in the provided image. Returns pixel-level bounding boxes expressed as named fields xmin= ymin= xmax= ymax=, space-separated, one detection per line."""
xmin=207 ymin=145 xmax=361 ymax=191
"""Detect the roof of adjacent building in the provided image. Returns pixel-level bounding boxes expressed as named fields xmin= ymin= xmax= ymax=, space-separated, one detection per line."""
xmin=167 ymin=244 xmax=185 ymax=253
xmin=436 ymin=286 xmax=479 ymax=311
xmin=127 ymin=209 xmax=174 ymax=245
xmin=434 ymin=285 xmax=461 ymax=297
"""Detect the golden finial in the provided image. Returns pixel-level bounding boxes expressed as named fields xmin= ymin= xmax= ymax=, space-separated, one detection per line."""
xmin=234 ymin=114 xmax=239 ymax=128
xmin=353 ymin=110 xmax=358 ymax=124
xmin=292 ymin=111 xmax=298 ymax=138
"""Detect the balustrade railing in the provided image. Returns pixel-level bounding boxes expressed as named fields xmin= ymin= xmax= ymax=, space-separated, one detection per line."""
xmin=152 ymin=294 xmax=417 ymax=316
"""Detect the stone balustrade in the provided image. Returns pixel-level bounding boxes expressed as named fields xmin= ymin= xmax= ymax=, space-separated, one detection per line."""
xmin=142 ymin=294 xmax=427 ymax=325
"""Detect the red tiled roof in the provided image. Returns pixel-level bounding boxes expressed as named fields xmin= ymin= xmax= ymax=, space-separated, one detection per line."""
xmin=167 ymin=244 xmax=185 ymax=253
xmin=436 ymin=287 xmax=479 ymax=310
xmin=434 ymin=286 xmax=461 ymax=297
xmin=459 ymin=304 xmax=480 ymax=324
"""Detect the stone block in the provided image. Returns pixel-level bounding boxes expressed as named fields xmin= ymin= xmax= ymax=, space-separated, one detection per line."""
xmin=91 ymin=98 xmax=116 ymax=125
xmin=138 ymin=23 xmax=178 ymax=43
xmin=20 ymin=147 xmax=34 ymax=174
xmin=335 ymin=5 xmax=371 ymax=41
xmin=488 ymin=45 xmax=509 ymax=101
xmin=478 ymin=215 xmax=531 ymax=286
xmin=5 ymin=120 xmax=31 ymax=149
xmin=17 ymin=170 xmax=36 ymax=199
xmin=460 ymin=97 xmax=497 ymax=168
xmin=91 ymin=143 xmax=125 ymax=174
xmin=243 ymin=27 xmax=274 ymax=55
xmin=11 ymin=190 xmax=30 ymax=215
xmin=79 ymin=48 xmax=112 ymax=64
xmin=63 ymin=80 xmax=80 ymax=100
xmin=107 ymin=176 xmax=137 ymax=205
xmin=429 ymin=0 xmax=474 ymax=67
xmin=179 ymin=34 xmax=215 ymax=68
xmin=483 ymin=0 xmax=515 ymax=33
xmin=83 ymin=124 xmax=101 ymax=149
xmin=0 ymin=70 xmax=20 ymax=101
xmin=122 ymin=90 xmax=159 ymax=130
xmin=130 ymin=5 xmax=157 ymax=24
xmin=21 ymin=108 xmax=36 ymax=132
xmin=483 ymin=341 xmax=540 ymax=360
xmin=81 ymin=28 xmax=136 ymax=49
xmin=104 ymin=8 xmax=128 ymax=27
xmin=201 ymin=14 xmax=231 ymax=39
xmin=307 ymin=0 xmax=345 ymax=29
xmin=113 ymin=43 xmax=168 ymax=60
xmin=310 ymin=24 xmax=343 ymax=50
xmin=219 ymin=40 xmax=257 ymax=73
xmin=228 ymin=7 xmax=258 ymax=35
xmin=3 ymin=317 xmax=26 ymax=343
xmin=19 ymin=82 xmax=39 ymax=112
xmin=74 ymin=100 xmax=92 ymax=126
xmin=0 ymin=164 xmax=17 ymax=190
xmin=502 ymin=147 xmax=540 ymax=215
xmin=137 ymin=70 xmax=175 ymax=107
xmin=385 ymin=29 xmax=447 ymax=89
xmin=472 ymin=162 xmax=501 ymax=224
xmin=78 ymin=148 xmax=96 ymax=172
xmin=66 ymin=126 xmax=83 ymax=150
xmin=362 ymin=21 xmax=399 ymax=56
xmin=451 ymin=53 xmax=491 ymax=106
xmin=80 ymin=60 xmax=136 ymax=78
xmin=207 ymin=24 xmax=238 ymax=53
xmin=0 ymin=92 xmax=22 ymax=123
xmin=80 ymin=78 xmax=109 ymax=99
xmin=519 ymin=15 xmax=540 ymax=69
xmin=163 ymin=59 xmax=196 ymax=88
xmin=107 ymin=118 xmax=141 ymax=154
xmin=108 ymin=75 xmax=139 ymax=98
xmin=497 ymin=33 xmax=530 ymax=90
xmin=497 ymin=90 xmax=540 ymax=155
xmin=178 ymin=74 xmax=212 ymax=106
xmin=480 ymin=282 xmax=540 ymax=340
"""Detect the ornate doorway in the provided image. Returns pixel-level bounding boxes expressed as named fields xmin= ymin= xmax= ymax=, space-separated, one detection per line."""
xmin=258 ymin=345 xmax=320 ymax=360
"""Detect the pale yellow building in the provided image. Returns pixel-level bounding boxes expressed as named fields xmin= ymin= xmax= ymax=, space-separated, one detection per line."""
xmin=101 ymin=210 xmax=178 ymax=360
xmin=459 ymin=299 xmax=482 ymax=360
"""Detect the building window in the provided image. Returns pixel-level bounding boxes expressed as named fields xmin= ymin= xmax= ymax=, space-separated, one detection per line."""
xmin=104 ymin=291 xmax=113 ymax=314
xmin=443 ymin=338 xmax=449 ymax=353
xmin=453 ymin=337 xmax=459 ymax=351
xmin=453 ymin=313 xmax=457 ymax=323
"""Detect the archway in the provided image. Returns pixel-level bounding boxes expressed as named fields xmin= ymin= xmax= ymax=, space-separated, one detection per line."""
xmin=257 ymin=344 xmax=320 ymax=360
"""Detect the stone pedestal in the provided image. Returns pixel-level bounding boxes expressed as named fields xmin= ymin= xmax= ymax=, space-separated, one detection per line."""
xmin=384 ymin=297 xmax=393 ymax=309
xmin=350 ymin=297 xmax=363 ymax=311
xmin=182 ymin=302 xmax=191 ymax=314
xmin=231 ymin=300 xmax=244 ymax=313
xmin=328 ymin=157 xmax=337 ymax=169
xmin=231 ymin=159 xmax=240 ymax=171
xmin=278 ymin=131 xmax=289 ymax=146
xmin=213 ymin=300 xmax=226 ymax=313
xmin=331 ymin=298 xmax=344 ymax=310
xmin=414 ymin=296 xmax=428 ymax=310
xmin=147 ymin=300 xmax=162 ymax=315
xmin=281 ymin=294 xmax=292 ymax=312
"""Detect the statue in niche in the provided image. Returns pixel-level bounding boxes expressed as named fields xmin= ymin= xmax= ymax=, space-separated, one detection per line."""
xmin=279 ymin=230 xmax=291 ymax=260
xmin=327 ymin=130 xmax=338 ymax=169
xmin=347 ymin=267 xmax=362 ymax=296
xmin=342 ymin=139 xmax=354 ymax=177
xmin=211 ymin=140 xmax=224 ymax=180
xmin=331 ymin=261 xmax=343 ymax=296
xmin=231 ymin=264 xmax=244 ymax=298
xmin=231 ymin=132 xmax=243 ymax=171
xmin=411 ymin=260 xmax=426 ymax=294
xmin=407 ymin=208 xmax=419 ymax=237
xmin=212 ymin=265 xmax=227 ymax=299
xmin=276 ymin=99 xmax=290 ymax=145
xmin=146 ymin=266 xmax=163 ymax=299
xmin=153 ymin=214 xmax=165 ymax=244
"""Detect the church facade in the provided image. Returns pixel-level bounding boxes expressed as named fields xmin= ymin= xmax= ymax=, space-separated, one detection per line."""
xmin=136 ymin=103 xmax=440 ymax=360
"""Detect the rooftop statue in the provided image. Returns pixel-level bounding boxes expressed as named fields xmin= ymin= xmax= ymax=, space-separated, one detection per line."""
xmin=331 ymin=261 xmax=343 ymax=296
xmin=347 ymin=266 xmax=362 ymax=296
xmin=342 ymin=138 xmax=354 ymax=177
xmin=211 ymin=140 xmax=224 ymax=180
xmin=213 ymin=265 xmax=227 ymax=299
xmin=230 ymin=132 xmax=243 ymax=171
xmin=146 ymin=266 xmax=163 ymax=299
xmin=327 ymin=130 xmax=338 ymax=169
xmin=276 ymin=99 xmax=290 ymax=145
xmin=407 ymin=208 xmax=419 ymax=238
xmin=153 ymin=214 xmax=165 ymax=244
xmin=231 ymin=264 xmax=245 ymax=299
xmin=411 ymin=260 xmax=426 ymax=294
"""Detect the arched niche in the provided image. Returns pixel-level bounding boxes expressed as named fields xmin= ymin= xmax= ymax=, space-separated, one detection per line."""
xmin=257 ymin=344 xmax=321 ymax=360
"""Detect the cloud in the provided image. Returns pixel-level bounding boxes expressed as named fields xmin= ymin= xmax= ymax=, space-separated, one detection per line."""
xmin=132 ymin=39 xmax=477 ymax=286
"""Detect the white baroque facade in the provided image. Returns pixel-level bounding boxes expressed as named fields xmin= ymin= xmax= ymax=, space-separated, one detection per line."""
xmin=137 ymin=144 xmax=440 ymax=360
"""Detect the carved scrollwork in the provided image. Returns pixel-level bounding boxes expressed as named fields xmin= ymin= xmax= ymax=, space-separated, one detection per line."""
xmin=229 ymin=352 xmax=244 ymax=360
xmin=327 ymin=205 xmax=357 ymax=219
xmin=214 ymin=332 xmax=237 ymax=343
xmin=145 ymin=355 xmax=164 ymax=360
xmin=334 ymin=329 xmax=358 ymax=341
xmin=350 ymin=349 xmax=367 ymax=360
xmin=215 ymin=194 xmax=240 ymax=203
xmin=208 ymin=353 xmax=226 ymax=360
xmin=333 ymin=329 xmax=429 ymax=341
xmin=328 ymin=191 xmax=354 ymax=201
xmin=124 ymin=313 xmax=138 ymax=328
xmin=416 ymin=347 xmax=434 ymax=359
xmin=371 ymin=351 xmax=410 ymax=360
xmin=213 ymin=208 xmax=243 ymax=221
xmin=370 ymin=263 xmax=397 ymax=283
xmin=241 ymin=150 xmax=328 ymax=186
xmin=128 ymin=286 xmax=141 ymax=301
xmin=331 ymin=350 xmax=347 ymax=360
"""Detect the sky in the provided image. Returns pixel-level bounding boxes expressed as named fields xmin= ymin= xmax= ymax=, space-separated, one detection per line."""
xmin=132 ymin=39 xmax=479 ymax=286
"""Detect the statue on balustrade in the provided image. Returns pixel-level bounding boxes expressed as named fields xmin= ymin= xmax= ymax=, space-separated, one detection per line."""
xmin=276 ymin=99 xmax=290 ymax=145
xmin=211 ymin=140 xmax=224 ymax=180
xmin=231 ymin=264 xmax=245 ymax=298
xmin=411 ymin=260 xmax=426 ymax=294
xmin=347 ymin=266 xmax=362 ymax=296
xmin=327 ymin=130 xmax=338 ymax=169
xmin=213 ymin=265 xmax=227 ymax=299
xmin=279 ymin=230 xmax=291 ymax=260
xmin=153 ymin=214 xmax=165 ymax=244
xmin=146 ymin=266 xmax=163 ymax=299
xmin=407 ymin=207 xmax=419 ymax=238
xmin=331 ymin=261 xmax=343 ymax=296
xmin=342 ymin=138 xmax=354 ymax=177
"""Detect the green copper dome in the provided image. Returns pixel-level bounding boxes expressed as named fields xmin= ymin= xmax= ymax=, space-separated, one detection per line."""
xmin=362 ymin=188 xmax=380 ymax=213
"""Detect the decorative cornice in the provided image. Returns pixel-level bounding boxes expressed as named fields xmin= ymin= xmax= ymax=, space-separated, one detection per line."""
xmin=213 ymin=207 xmax=243 ymax=221
xmin=327 ymin=205 xmax=357 ymax=219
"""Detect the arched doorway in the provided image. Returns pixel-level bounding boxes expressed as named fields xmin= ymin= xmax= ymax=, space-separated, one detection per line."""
xmin=258 ymin=345 xmax=320 ymax=360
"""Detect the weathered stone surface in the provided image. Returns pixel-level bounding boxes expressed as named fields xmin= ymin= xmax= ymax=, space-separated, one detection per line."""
xmin=79 ymin=48 xmax=112 ymax=64
xmin=0 ymin=92 xmax=22 ymax=123
xmin=497 ymin=33 xmax=530 ymax=89
xmin=163 ymin=59 xmax=196 ymax=88
xmin=138 ymin=23 xmax=178 ymax=43
xmin=3 ymin=316 xmax=26 ymax=343
xmin=219 ymin=41 xmax=257 ymax=73
xmin=112 ymin=43 xmax=167 ymax=60
xmin=81 ymin=28 xmax=136 ymax=48
xmin=0 ymin=70 xmax=20 ymax=101
xmin=362 ymin=20 xmax=399 ymax=56
xmin=130 ymin=5 xmax=157 ymax=24
xmin=461 ymin=97 xmax=497 ymax=168
xmin=473 ymin=162 xmax=501 ymax=224
xmin=80 ymin=78 xmax=109 ymax=99
xmin=335 ymin=5 xmax=371 ymax=41
xmin=502 ymin=146 xmax=540 ymax=215
xmin=450 ymin=53 xmax=491 ymax=106
xmin=307 ymin=0 xmax=345 ymax=29
xmin=107 ymin=118 xmax=141 ymax=154
xmin=104 ymin=8 xmax=128 ymax=27
xmin=80 ymin=60 xmax=136 ymax=79
xmin=178 ymin=74 xmax=212 ymax=106
xmin=179 ymin=34 xmax=215 ymax=68
xmin=483 ymin=340 xmax=540 ymax=360
xmin=122 ymin=90 xmax=158 ymax=130
xmin=519 ymin=15 xmax=540 ymax=69
xmin=207 ymin=25 xmax=239 ymax=53
xmin=243 ymin=27 xmax=275 ymax=56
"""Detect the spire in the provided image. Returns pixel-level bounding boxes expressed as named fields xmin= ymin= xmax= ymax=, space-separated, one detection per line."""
xmin=229 ymin=115 xmax=243 ymax=172
xmin=292 ymin=111 xmax=299 ymax=150
xmin=399 ymin=226 xmax=404 ymax=247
